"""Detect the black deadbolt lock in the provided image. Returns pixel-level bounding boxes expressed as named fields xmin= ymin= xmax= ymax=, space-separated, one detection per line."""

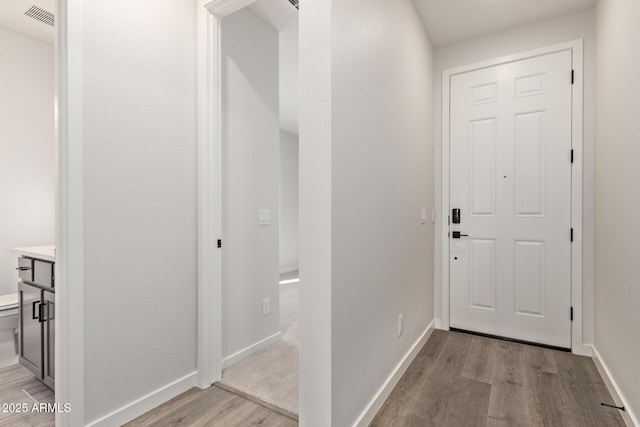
xmin=452 ymin=208 xmax=461 ymax=224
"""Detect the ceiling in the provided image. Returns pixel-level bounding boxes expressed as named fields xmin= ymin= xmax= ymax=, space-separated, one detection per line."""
xmin=0 ymin=0 xmax=54 ymax=44
xmin=413 ymin=0 xmax=595 ymax=47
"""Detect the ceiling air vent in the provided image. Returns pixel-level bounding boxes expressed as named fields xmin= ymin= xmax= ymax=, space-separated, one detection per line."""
xmin=25 ymin=5 xmax=55 ymax=27
xmin=288 ymin=0 xmax=299 ymax=10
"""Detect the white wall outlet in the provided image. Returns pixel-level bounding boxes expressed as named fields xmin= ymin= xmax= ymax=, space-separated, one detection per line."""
xmin=421 ymin=208 xmax=427 ymax=224
xmin=398 ymin=313 xmax=404 ymax=337
xmin=262 ymin=297 xmax=271 ymax=315
xmin=258 ymin=208 xmax=270 ymax=226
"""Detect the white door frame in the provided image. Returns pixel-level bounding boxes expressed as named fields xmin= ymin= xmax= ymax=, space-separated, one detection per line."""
xmin=440 ymin=39 xmax=589 ymax=356
xmin=196 ymin=0 xmax=262 ymax=388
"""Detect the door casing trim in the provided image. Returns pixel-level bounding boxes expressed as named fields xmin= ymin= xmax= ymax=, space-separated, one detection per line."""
xmin=55 ymin=0 xmax=86 ymax=425
xmin=197 ymin=0 xmax=276 ymax=389
xmin=439 ymin=39 xmax=589 ymax=356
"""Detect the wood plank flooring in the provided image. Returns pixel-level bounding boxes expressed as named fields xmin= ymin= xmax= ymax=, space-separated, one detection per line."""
xmin=0 ymin=363 xmax=54 ymax=427
xmin=120 ymin=330 xmax=627 ymax=426
xmin=371 ymin=330 xmax=625 ymax=427
xmin=124 ymin=384 xmax=297 ymax=427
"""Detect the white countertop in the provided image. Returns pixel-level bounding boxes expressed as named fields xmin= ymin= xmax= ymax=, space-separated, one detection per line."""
xmin=13 ymin=245 xmax=56 ymax=262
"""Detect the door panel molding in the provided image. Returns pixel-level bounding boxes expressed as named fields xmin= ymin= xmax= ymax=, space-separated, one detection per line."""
xmin=440 ymin=39 xmax=588 ymax=356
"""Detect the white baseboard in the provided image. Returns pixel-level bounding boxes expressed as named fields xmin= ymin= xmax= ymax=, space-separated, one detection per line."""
xmin=434 ymin=318 xmax=443 ymax=330
xmin=279 ymin=266 xmax=299 ymax=275
xmin=352 ymin=319 xmax=436 ymax=427
xmin=222 ymin=331 xmax=282 ymax=370
xmin=86 ymin=371 xmax=197 ymax=427
xmin=572 ymin=342 xmax=593 ymax=357
xmin=0 ymin=357 xmax=18 ymax=369
xmin=591 ymin=345 xmax=638 ymax=427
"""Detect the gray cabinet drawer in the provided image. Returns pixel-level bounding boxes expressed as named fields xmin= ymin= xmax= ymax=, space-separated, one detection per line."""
xmin=33 ymin=260 xmax=54 ymax=289
xmin=17 ymin=257 xmax=33 ymax=282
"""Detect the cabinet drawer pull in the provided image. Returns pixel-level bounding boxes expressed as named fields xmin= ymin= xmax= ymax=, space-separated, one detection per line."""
xmin=32 ymin=301 xmax=40 ymax=320
xmin=38 ymin=303 xmax=46 ymax=323
xmin=16 ymin=267 xmax=32 ymax=271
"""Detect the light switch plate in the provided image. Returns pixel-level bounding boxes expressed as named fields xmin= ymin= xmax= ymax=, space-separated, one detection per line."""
xmin=258 ymin=208 xmax=270 ymax=226
xmin=421 ymin=208 xmax=427 ymax=224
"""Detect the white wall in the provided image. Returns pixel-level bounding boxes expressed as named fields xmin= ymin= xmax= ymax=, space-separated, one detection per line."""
xmin=221 ymin=9 xmax=280 ymax=359
xmin=299 ymin=0 xmax=333 ymax=423
xmin=331 ymin=1 xmax=434 ymax=424
xmin=594 ymin=0 xmax=640 ymax=422
xmin=279 ymin=18 xmax=299 ymax=135
xmin=279 ymin=130 xmax=299 ymax=273
xmin=80 ymin=1 xmax=198 ymax=423
xmin=300 ymin=0 xmax=435 ymax=424
xmin=433 ymin=8 xmax=596 ymax=346
xmin=0 ymin=27 xmax=54 ymax=295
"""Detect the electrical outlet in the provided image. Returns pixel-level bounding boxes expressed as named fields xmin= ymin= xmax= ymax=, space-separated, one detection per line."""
xmin=398 ymin=313 xmax=404 ymax=337
xmin=262 ymin=297 xmax=271 ymax=315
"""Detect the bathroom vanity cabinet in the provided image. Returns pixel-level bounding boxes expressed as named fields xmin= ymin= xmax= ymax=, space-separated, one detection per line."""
xmin=15 ymin=248 xmax=55 ymax=390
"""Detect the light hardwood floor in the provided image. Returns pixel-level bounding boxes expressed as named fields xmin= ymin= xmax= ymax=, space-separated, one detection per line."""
xmin=123 ymin=330 xmax=627 ymax=426
xmin=371 ymin=330 xmax=625 ymax=426
xmin=125 ymin=385 xmax=297 ymax=427
xmin=0 ymin=363 xmax=54 ymax=427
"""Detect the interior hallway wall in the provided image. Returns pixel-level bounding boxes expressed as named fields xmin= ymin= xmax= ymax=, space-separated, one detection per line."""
xmin=279 ymin=130 xmax=299 ymax=273
xmin=279 ymin=18 xmax=299 ymax=135
xmin=432 ymin=7 xmax=596 ymax=347
xmin=594 ymin=0 xmax=640 ymax=422
xmin=299 ymin=0 xmax=435 ymax=424
xmin=221 ymin=8 xmax=280 ymax=360
xmin=80 ymin=0 xmax=198 ymax=423
xmin=298 ymin=0 xmax=333 ymax=422
xmin=0 ymin=26 xmax=54 ymax=295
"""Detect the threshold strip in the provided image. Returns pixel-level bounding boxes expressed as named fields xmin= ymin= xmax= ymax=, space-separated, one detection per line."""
xmin=449 ymin=327 xmax=571 ymax=352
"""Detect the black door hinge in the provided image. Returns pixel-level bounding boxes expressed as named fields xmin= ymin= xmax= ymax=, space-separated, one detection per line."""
xmin=570 ymin=307 xmax=574 ymax=321
xmin=571 ymin=69 xmax=575 ymax=84
xmin=217 ymin=239 xmax=222 ymax=248
xmin=571 ymin=149 xmax=574 ymax=163
xmin=570 ymin=228 xmax=574 ymax=242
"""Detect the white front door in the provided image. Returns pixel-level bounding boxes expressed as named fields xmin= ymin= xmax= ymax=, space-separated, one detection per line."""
xmin=449 ymin=50 xmax=573 ymax=349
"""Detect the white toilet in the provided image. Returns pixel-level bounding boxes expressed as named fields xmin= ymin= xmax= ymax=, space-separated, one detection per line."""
xmin=0 ymin=293 xmax=19 ymax=367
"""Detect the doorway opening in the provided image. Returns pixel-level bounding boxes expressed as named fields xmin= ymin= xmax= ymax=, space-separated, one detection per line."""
xmin=440 ymin=40 xmax=586 ymax=355
xmin=0 ymin=1 xmax=57 ymax=425
xmin=212 ymin=0 xmax=300 ymax=420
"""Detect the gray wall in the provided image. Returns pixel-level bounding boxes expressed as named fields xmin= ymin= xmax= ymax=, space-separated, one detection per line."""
xmin=594 ymin=0 xmax=640 ymax=421
xmin=81 ymin=0 xmax=198 ymax=422
xmin=299 ymin=0 xmax=333 ymax=422
xmin=279 ymin=129 xmax=299 ymax=273
xmin=0 ymin=27 xmax=54 ymax=295
xmin=221 ymin=8 xmax=281 ymax=360
xmin=299 ymin=0 xmax=435 ymax=424
xmin=331 ymin=1 xmax=434 ymax=424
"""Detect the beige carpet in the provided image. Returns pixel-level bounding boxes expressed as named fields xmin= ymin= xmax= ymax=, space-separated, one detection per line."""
xmin=219 ymin=279 xmax=299 ymax=416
